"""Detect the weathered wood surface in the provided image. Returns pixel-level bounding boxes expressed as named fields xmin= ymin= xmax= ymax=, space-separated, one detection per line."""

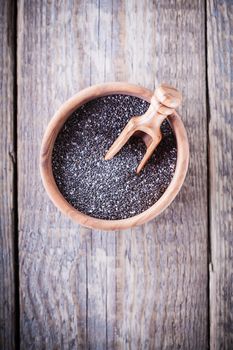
xmin=0 ymin=1 xmax=16 ymax=349
xmin=16 ymin=0 xmax=209 ymax=349
xmin=208 ymin=1 xmax=233 ymax=349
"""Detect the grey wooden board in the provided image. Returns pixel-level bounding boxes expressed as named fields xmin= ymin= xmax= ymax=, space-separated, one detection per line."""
xmin=207 ymin=1 xmax=233 ymax=349
xmin=0 ymin=1 xmax=16 ymax=349
xmin=17 ymin=0 xmax=208 ymax=349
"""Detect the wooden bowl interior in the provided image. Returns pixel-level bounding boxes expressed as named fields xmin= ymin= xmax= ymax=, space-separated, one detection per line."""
xmin=40 ymin=83 xmax=189 ymax=230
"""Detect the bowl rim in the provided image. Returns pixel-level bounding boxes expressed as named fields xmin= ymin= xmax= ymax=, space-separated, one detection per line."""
xmin=40 ymin=82 xmax=189 ymax=230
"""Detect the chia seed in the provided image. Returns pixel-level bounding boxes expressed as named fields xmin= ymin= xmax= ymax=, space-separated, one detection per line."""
xmin=52 ymin=94 xmax=177 ymax=220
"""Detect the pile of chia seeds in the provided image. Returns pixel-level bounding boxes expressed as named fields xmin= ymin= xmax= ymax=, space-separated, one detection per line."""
xmin=52 ymin=94 xmax=177 ymax=220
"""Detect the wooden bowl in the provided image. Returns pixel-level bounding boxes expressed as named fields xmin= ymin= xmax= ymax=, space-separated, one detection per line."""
xmin=40 ymin=82 xmax=189 ymax=230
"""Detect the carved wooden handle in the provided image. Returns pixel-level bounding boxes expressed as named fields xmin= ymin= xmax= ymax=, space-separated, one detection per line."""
xmin=151 ymin=84 xmax=182 ymax=116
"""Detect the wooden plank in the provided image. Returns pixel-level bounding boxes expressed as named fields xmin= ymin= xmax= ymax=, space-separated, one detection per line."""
xmin=18 ymin=0 xmax=208 ymax=348
xmin=0 ymin=1 xmax=16 ymax=349
xmin=17 ymin=1 xmax=115 ymax=348
xmin=113 ymin=1 xmax=208 ymax=348
xmin=17 ymin=1 xmax=87 ymax=347
xmin=207 ymin=1 xmax=233 ymax=349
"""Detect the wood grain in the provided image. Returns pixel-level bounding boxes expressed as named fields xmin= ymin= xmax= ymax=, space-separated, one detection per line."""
xmin=17 ymin=1 xmax=115 ymax=348
xmin=114 ymin=1 xmax=208 ymax=348
xmin=207 ymin=1 xmax=233 ymax=349
xmin=18 ymin=0 xmax=208 ymax=349
xmin=0 ymin=1 xmax=16 ymax=349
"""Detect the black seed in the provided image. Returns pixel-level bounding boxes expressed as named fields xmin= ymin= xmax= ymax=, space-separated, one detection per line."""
xmin=52 ymin=94 xmax=177 ymax=220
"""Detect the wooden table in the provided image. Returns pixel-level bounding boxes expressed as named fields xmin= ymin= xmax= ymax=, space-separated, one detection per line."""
xmin=1 ymin=1 xmax=232 ymax=349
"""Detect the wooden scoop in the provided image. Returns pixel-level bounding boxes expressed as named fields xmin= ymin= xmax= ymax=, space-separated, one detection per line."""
xmin=105 ymin=84 xmax=182 ymax=173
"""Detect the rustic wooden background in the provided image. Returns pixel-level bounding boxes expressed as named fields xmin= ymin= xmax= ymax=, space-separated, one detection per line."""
xmin=0 ymin=0 xmax=232 ymax=349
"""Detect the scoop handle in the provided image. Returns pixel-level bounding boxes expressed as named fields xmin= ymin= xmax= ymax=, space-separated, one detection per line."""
xmin=151 ymin=84 xmax=182 ymax=116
